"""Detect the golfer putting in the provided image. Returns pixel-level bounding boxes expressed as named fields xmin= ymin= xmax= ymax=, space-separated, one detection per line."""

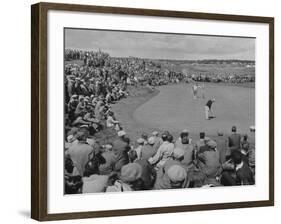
xmin=205 ymin=98 xmax=216 ymax=120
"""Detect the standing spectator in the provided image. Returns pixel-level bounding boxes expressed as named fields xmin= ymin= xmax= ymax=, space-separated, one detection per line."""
xmin=151 ymin=131 xmax=163 ymax=151
xmin=148 ymin=134 xmax=174 ymax=168
xmin=175 ymin=129 xmax=194 ymax=167
xmin=228 ymin=126 xmax=241 ymax=153
xmin=216 ymin=131 xmax=229 ymax=163
xmin=134 ymin=138 xmax=145 ymax=160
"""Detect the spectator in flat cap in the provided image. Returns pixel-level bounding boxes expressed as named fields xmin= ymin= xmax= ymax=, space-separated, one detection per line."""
xmin=99 ymin=144 xmax=116 ymax=175
xmin=82 ymin=173 xmax=109 ymax=193
xmin=106 ymin=163 xmax=144 ymax=192
xmin=112 ymin=130 xmax=130 ymax=172
xmin=197 ymin=139 xmax=221 ymax=178
xmin=154 ymin=164 xmax=189 ymax=190
xmin=128 ymin=150 xmax=156 ymax=190
xmin=162 ymin=147 xmax=189 ymax=175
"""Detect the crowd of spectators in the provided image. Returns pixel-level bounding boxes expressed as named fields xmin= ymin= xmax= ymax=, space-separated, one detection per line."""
xmin=64 ymin=49 xmax=255 ymax=194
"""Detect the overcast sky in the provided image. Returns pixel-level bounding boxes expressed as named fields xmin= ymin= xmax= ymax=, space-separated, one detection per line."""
xmin=65 ymin=28 xmax=255 ymax=60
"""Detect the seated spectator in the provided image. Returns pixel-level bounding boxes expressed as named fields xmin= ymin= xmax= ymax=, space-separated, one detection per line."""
xmin=99 ymin=144 xmax=116 ymax=175
xmin=128 ymin=150 xmax=156 ymax=190
xmin=112 ymin=130 xmax=130 ymax=172
xmin=154 ymin=165 xmax=190 ymax=190
xmin=106 ymin=111 xmax=120 ymax=130
xmin=106 ymin=163 xmax=144 ymax=192
xmin=64 ymin=157 xmax=83 ymax=194
xmin=82 ymin=174 xmax=109 ymax=194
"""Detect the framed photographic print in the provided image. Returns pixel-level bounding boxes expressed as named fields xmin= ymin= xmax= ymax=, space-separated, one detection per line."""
xmin=31 ymin=2 xmax=274 ymax=221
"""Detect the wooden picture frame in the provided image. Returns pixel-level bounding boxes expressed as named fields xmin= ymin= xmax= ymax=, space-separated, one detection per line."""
xmin=31 ymin=2 xmax=274 ymax=221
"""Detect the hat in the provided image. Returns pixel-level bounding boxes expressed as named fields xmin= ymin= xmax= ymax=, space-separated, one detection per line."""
xmin=204 ymin=137 xmax=211 ymax=142
xmin=250 ymin=126 xmax=255 ymax=132
xmin=173 ymin=147 xmax=185 ymax=159
xmin=167 ymin=165 xmax=187 ymax=182
xmin=152 ymin=131 xmax=159 ymax=136
xmin=120 ymin=163 xmax=143 ymax=182
xmin=182 ymin=129 xmax=189 ymax=133
xmin=217 ymin=131 xmax=224 ymax=136
xmin=104 ymin=144 xmax=113 ymax=150
xmin=117 ymin=130 xmax=126 ymax=137
xmin=67 ymin=135 xmax=75 ymax=142
xmin=148 ymin=137 xmax=155 ymax=145
xmin=207 ymin=140 xmax=217 ymax=148
xmin=79 ymin=124 xmax=89 ymax=129
xmin=137 ymin=138 xmax=145 ymax=144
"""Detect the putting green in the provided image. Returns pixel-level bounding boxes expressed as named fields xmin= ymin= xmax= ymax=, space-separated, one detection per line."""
xmin=133 ymin=83 xmax=255 ymax=135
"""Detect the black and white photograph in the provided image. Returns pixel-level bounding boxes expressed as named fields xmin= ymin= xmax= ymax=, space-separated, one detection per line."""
xmin=64 ymin=28 xmax=255 ymax=194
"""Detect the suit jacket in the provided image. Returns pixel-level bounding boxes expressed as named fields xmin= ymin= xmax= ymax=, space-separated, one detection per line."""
xmin=236 ymin=162 xmax=254 ymax=185
xmin=216 ymin=136 xmax=228 ymax=163
xmin=112 ymin=138 xmax=130 ymax=172
xmin=228 ymin=133 xmax=241 ymax=151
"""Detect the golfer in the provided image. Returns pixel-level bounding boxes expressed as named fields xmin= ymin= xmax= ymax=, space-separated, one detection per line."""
xmin=192 ymin=83 xmax=198 ymax=99
xmin=205 ymin=98 xmax=216 ymax=120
